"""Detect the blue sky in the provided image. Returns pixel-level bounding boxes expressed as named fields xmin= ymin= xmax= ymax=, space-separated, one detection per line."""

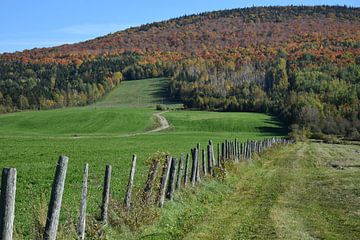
xmin=1 ymin=0 xmax=359 ymax=53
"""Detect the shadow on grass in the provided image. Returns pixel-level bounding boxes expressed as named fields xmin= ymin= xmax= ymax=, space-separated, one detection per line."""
xmin=147 ymin=79 xmax=182 ymax=106
xmin=257 ymin=115 xmax=288 ymax=136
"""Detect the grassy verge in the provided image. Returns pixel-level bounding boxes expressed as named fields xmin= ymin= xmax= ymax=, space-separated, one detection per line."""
xmin=112 ymin=142 xmax=360 ymax=239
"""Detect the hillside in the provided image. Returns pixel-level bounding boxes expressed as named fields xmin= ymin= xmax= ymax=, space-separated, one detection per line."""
xmin=0 ymin=5 xmax=359 ymax=139
xmin=1 ymin=6 xmax=360 ymax=64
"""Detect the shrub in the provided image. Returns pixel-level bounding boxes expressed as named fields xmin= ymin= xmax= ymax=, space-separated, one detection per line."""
xmin=288 ymin=124 xmax=310 ymax=141
xmin=156 ymin=104 xmax=166 ymax=111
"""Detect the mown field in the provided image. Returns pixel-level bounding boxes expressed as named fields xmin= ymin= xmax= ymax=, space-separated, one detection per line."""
xmin=129 ymin=142 xmax=360 ymax=240
xmin=0 ymin=78 xmax=286 ymax=238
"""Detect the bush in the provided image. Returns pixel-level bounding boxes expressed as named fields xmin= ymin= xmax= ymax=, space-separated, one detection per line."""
xmin=311 ymin=132 xmax=341 ymax=144
xmin=288 ymin=124 xmax=310 ymax=141
xmin=0 ymin=105 xmax=6 ymax=114
xmin=156 ymin=104 xmax=166 ymax=111
xmin=347 ymin=128 xmax=360 ymax=140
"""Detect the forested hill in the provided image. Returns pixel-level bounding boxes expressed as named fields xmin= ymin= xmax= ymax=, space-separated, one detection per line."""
xmin=0 ymin=6 xmax=360 ymax=139
xmin=1 ymin=6 xmax=360 ymax=64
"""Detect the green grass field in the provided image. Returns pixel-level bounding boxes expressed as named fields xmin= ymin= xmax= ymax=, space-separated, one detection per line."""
xmin=93 ymin=78 xmax=181 ymax=108
xmin=0 ymin=78 xmax=286 ymax=238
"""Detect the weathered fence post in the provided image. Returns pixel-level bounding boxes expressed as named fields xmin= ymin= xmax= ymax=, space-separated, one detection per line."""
xmin=77 ymin=163 xmax=88 ymax=240
xmin=190 ymin=149 xmax=196 ymax=186
xmin=217 ymin=143 xmax=220 ymax=166
xmin=207 ymin=144 xmax=213 ymax=176
xmin=235 ymin=139 xmax=239 ymax=162
xmin=195 ymin=144 xmax=201 ymax=181
xmin=209 ymin=140 xmax=215 ymax=165
xmin=143 ymin=159 xmax=160 ymax=205
xmin=184 ymin=154 xmax=190 ymax=187
xmin=0 ymin=168 xmax=17 ymax=240
xmin=166 ymin=158 xmax=178 ymax=200
xmin=229 ymin=141 xmax=232 ymax=159
xmin=221 ymin=142 xmax=225 ymax=163
xmin=44 ymin=156 xmax=69 ymax=240
xmin=245 ymin=141 xmax=249 ymax=159
xmin=157 ymin=156 xmax=172 ymax=208
xmin=100 ymin=165 xmax=111 ymax=224
xmin=195 ymin=148 xmax=201 ymax=182
xmin=176 ymin=154 xmax=184 ymax=190
xmin=202 ymin=149 xmax=207 ymax=176
xmin=224 ymin=140 xmax=228 ymax=160
xmin=124 ymin=155 xmax=136 ymax=211
xmin=241 ymin=143 xmax=245 ymax=160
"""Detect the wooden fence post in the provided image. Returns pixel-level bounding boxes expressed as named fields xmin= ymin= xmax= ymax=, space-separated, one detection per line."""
xmin=224 ymin=140 xmax=228 ymax=160
xmin=0 ymin=168 xmax=17 ymax=240
xmin=202 ymin=149 xmax=207 ymax=176
xmin=233 ymin=138 xmax=238 ymax=162
xmin=100 ymin=165 xmax=111 ymax=224
xmin=143 ymin=159 xmax=160 ymax=205
xmin=184 ymin=154 xmax=190 ymax=187
xmin=209 ymin=140 xmax=215 ymax=166
xmin=190 ymin=149 xmax=196 ymax=186
xmin=195 ymin=148 xmax=201 ymax=182
xmin=217 ymin=143 xmax=220 ymax=166
xmin=245 ymin=141 xmax=249 ymax=159
xmin=166 ymin=158 xmax=178 ymax=200
xmin=44 ymin=156 xmax=69 ymax=240
xmin=77 ymin=163 xmax=88 ymax=240
xmin=249 ymin=141 xmax=253 ymax=159
xmin=229 ymin=141 xmax=232 ymax=160
xmin=221 ymin=142 xmax=225 ymax=162
xmin=207 ymin=144 xmax=213 ymax=176
xmin=196 ymin=143 xmax=201 ymax=180
xmin=242 ymin=142 xmax=245 ymax=159
xmin=157 ymin=156 xmax=172 ymax=208
xmin=124 ymin=155 xmax=136 ymax=211
xmin=176 ymin=154 xmax=184 ymax=190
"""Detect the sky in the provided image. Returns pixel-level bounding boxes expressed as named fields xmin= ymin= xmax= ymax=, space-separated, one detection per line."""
xmin=1 ymin=0 xmax=359 ymax=53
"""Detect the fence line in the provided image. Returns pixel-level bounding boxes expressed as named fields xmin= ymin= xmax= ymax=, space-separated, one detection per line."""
xmin=0 ymin=137 xmax=292 ymax=239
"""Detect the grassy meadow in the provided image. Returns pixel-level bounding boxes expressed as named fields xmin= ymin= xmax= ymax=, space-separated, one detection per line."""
xmin=0 ymin=78 xmax=286 ymax=238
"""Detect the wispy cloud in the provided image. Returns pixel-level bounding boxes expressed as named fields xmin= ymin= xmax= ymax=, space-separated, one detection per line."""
xmin=0 ymin=23 xmax=137 ymax=53
xmin=0 ymin=40 xmax=72 ymax=46
xmin=56 ymin=23 xmax=133 ymax=36
xmin=0 ymin=40 xmax=80 ymax=53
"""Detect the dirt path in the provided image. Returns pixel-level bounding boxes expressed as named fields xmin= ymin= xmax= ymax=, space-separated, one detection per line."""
xmin=67 ymin=111 xmax=170 ymax=139
xmin=124 ymin=111 xmax=169 ymax=137
xmin=147 ymin=111 xmax=170 ymax=133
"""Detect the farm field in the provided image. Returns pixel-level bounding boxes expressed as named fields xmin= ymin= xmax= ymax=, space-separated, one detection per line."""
xmin=0 ymin=78 xmax=286 ymax=238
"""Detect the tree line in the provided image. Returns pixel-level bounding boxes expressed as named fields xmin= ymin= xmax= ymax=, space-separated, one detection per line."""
xmin=169 ymin=53 xmax=360 ymax=139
